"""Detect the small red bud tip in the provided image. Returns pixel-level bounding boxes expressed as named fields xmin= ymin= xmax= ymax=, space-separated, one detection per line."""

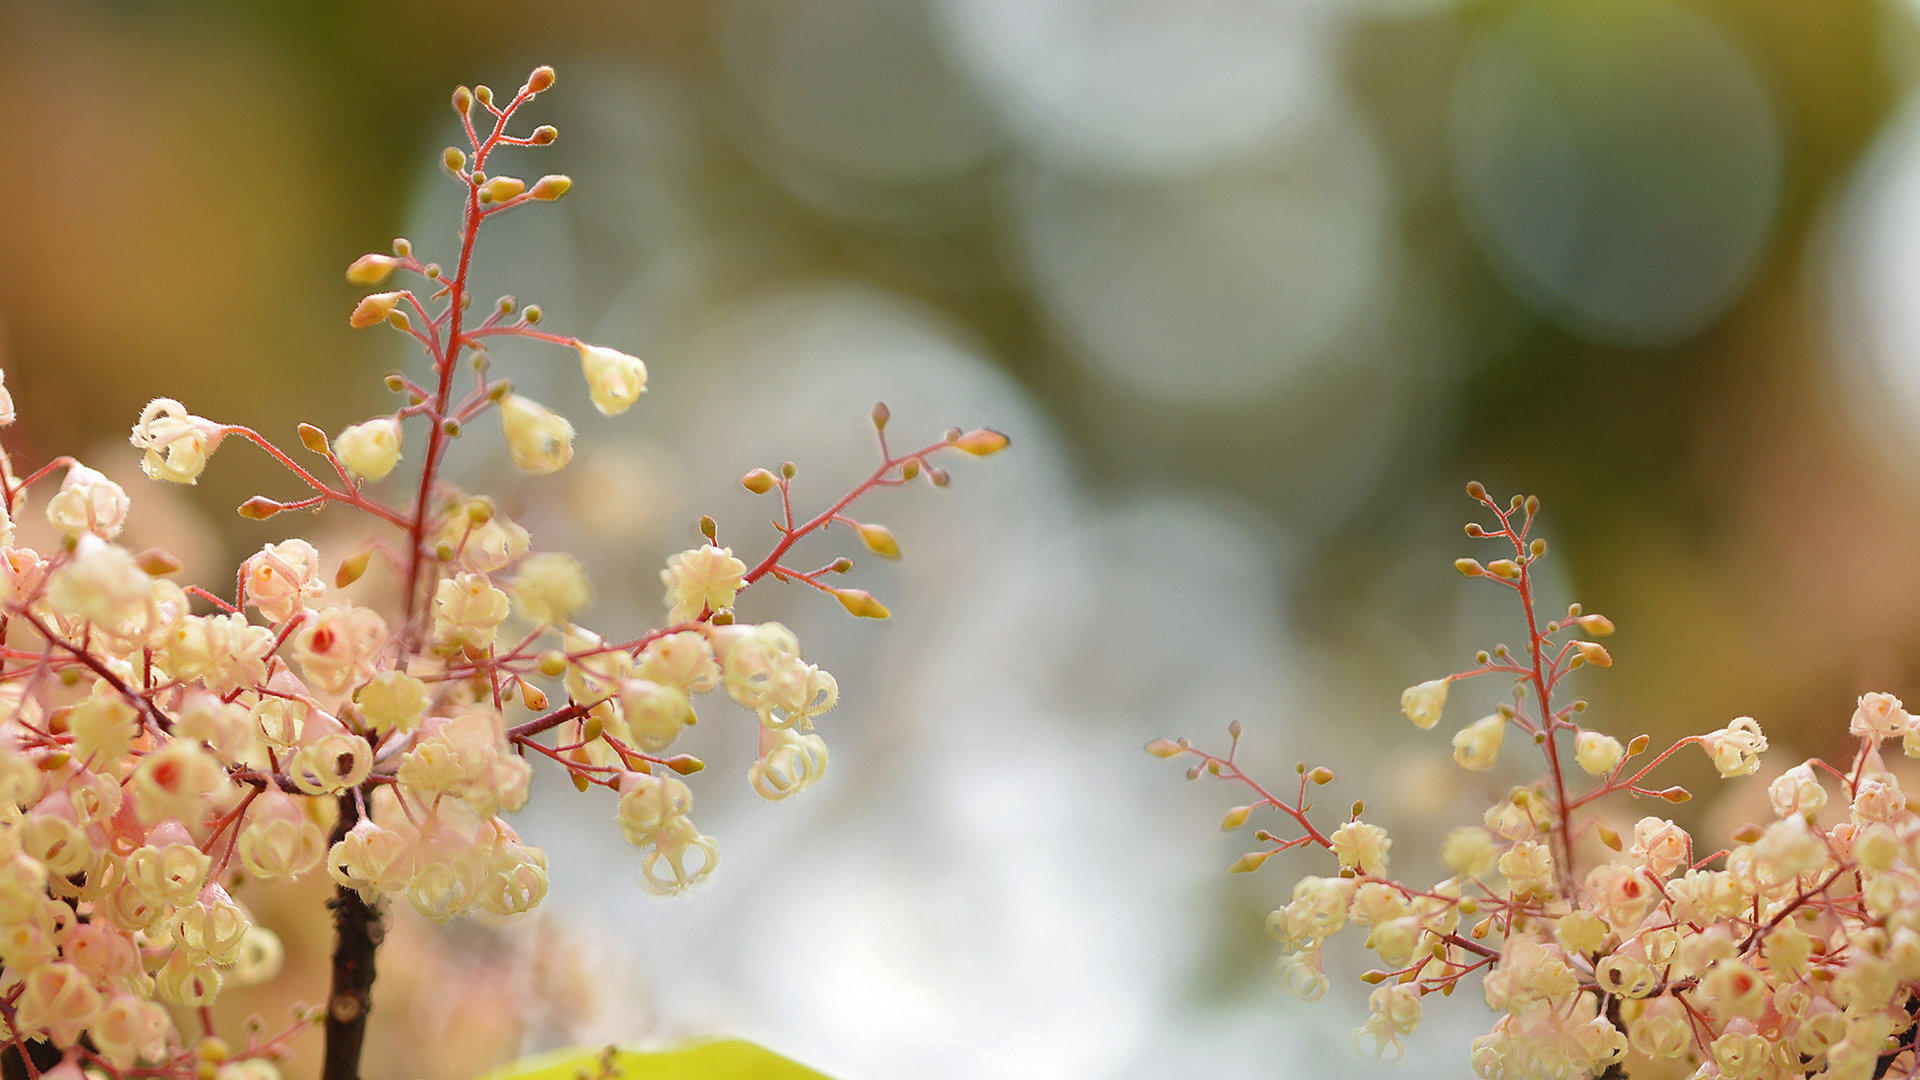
xmin=520 ymin=682 xmax=549 ymax=711
xmin=346 ymin=253 xmax=397 ymax=286
xmin=1145 ymin=739 xmax=1182 ymax=758
xmin=1221 ymin=806 xmax=1252 ymax=831
xmin=1731 ymin=823 xmax=1765 ymax=844
xmin=452 ymin=86 xmax=473 ymax=114
xmin=833 ymin=588 xmax=890 ymax=619
xmin=1656 ymin=786 xmax=1691 ymax=804
xmin=1465 ymin=480 xmax=1488 ymax=501
xmin=870 ymin=402 xmax=890 ymax=430
xmin=741 ymin=468 xmax=776 ymax=494
xmin=570 ymin=772 xmax=591 ymax=793
xmin=526 ymin=66 xmax=556 ymax=94
xmin=530 ymin=125 xmax=558 ymax=146
xmin=1626 ymin=733 xmax=1650 ymax=756
xmin=953 ymin=428 xmax=1010 ymax=457
xmin=828 ymin=557 xmax=854 ymax=574
xmin=666 ymin=754 xmax=705 ymax=775
xmin=349 ymin=292 xmax=403 ymax=329
xmin=927 ymin=467 xmax=950 ymax=487
xmin=699 ymin=515 xmax=718 ymax=541
xmin=237 ymin=496 xmax=280 ymax=520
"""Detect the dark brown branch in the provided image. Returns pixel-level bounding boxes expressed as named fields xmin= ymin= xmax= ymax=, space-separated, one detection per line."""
xmin=320 ymin=792 xmax=383 ymax=1080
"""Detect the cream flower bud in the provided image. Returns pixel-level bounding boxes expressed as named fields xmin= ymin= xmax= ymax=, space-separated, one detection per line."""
xmin=129 ymin=398 xmax=224 ymax=484
xmin=661 ymin=544 xmax=747 ymax=623
xmin=510 ymin=552 xmax=591 ymax=625
xmin=46 ymin=463 xmax=129 ymax=539
xmin=434 ymin=572 xmax=510 ymax=649
xmin=1629 ymin=816 xmax=1692 ymax=877
xmin=1400 ymin=677 xmax=1450 ymax=729
xmin=1573 ymin=730 xmax=1624 ymax=776
xmin=1554 ymin=910 xmax=1608 ymax=955
xmin=748 ymin=729 xmax=829 ymax=801
xmin=356 ymin=670 xmax=432 ymax=734
xmin=334 ymin=417 xmax=403 ymax=480
xmin=241 ymin=538 xmax=324 ymax=623
xmin=1440 ymin=826 xmax=1500 ymax=878
xmin=637 ymin=631 xmax=721 ymax=693
xmin=1701 ymin=715 xmax=1766 ymax=778
xmin=1498 ymin=840 xmax=1554 ymax=895
xmin=1452 ymin=714 xmax=1505 ymax=772
xmin=575 ymin=341 xmax=648 ymax=416
xmin=1851 ymin=691 xmax=1912 ymax=741
xmin=1330 ymin=819 xmax=1389 ymax=874
xmin=1767 ymin=761 xmax=1827 ymax=818
xmin=497 ymin=394 xmax=574 ymax=474
xmin=1853 ymin=773 xmax=1905 ymax=824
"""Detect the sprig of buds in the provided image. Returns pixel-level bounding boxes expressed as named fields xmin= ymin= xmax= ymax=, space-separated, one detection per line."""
xmin=1156 ymin=484 xmax=1920 ymax=1079
xmin=0 ymin=66 xmax=1006 ymax=1080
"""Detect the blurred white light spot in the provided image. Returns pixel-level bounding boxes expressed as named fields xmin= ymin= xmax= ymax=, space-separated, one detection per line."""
xmin=1450 ymin=0 xmax=1781 ymax=347
xmin=938 ymin=0 xmax=1339 ymax=176
xmin=1020 ymin=102 xmax=1396 ymax=408
xmin=718 ymin=0 xmax=1000 ymax=183
xmin=1825 ymin=84 xmax=1920 ymax=474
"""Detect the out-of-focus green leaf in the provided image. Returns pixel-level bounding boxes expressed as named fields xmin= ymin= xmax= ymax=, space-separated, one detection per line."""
xmin=476 ymin=1039 xmax=833 ymax=1080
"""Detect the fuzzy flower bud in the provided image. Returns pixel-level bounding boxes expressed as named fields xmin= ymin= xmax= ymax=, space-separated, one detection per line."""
xmin=1330 ymin=820 xmax=1389 ymax=875
xmin=662 ymin=545 xmax=747 ymax=623
xmin=1451 ymin=714 xmax=1505 ymax=772
xmin=241 ymin=538 xmax=324 ymax=624
xmin=497 ymin=394 xmax=574 ymax=474
xmin=129 ymin=398 xmax=224 ymax=484
xmin=46 ymin=463 xmax=129 ymax=539
xmin=510 ymin=552 xmax=591 ymax=625
xmin=1701 ymin=715 xmax=1767 ymax=778
xmin=575 ymin=342 xmax=648 ymax=416
xmin=1768 ymin=761 xmax=1827 ymax=818
xmin=434 ymin=572 xmax=510 ymax=650
xmin=1573 ymin=730 xmax=1623 ymax=776
xmin=1400 ymin=677 xmax=1449 ymax=730
xmin=334 ymin=417 xmax=403 ymax=480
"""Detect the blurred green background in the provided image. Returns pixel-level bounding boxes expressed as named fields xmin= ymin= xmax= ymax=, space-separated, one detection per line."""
xmin=6 ymin=1 xmax=1920 ymax=1077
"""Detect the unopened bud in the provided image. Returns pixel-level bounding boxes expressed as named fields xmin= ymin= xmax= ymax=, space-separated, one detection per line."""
xmin=453 ymin=86 xmax=473 ymax=114
xmin=828 ymin=557 xmax=853 ymax=574
xmin=526 ymin=66 xmax=556 ymax=94
xmin=537 ymin=650 xmax=567 ymax=677
xmin=1221 ymin=806 xmax=1253 ymax=831
xmin=1308 ymin=767 xmax=1335 ymax=785
xmin=530 ymin=174 xmax=572 ymax=201
xmin=131 ymin=548 xmax=182 ymax=577
xmin=392 ymin=238 xmax=413 ymax=257
xmin=833 ymin=588 xmax=890 ymax=620
xmin=297 ymin=423 xmax=329 ymax=456
xmin=1228 ymin=851 xmax=1272 ymax=874
xmin=1455 ymin=558 xmax=1483 ymax=577
xmin=742 ymin=468 xmax=776 ymax=494
xmin=349 ymin=292 xmax=404 ymax=329
xmin=1575 ymin=641 xmax=1612 ymax=668
xmin=1145 ymin=739 xmax=1182 ymax=758
xmin=1597 ymin=824 xmax=1622 ymax=851
xmin=520 ymin=682 xmax=548 ymax=711
xmin=475 ymin=85 xmax=494 ymax=107
xmin=237 ymin=496 xmax=279 ymax=520
xmin=443 ymin=146 xmax=467 ymax=174
xmin=530 ymin=125 xmax=558 ymax=146
xmin=857 ymin=523 xmax=899 ymax=559
xmin=1627 ymin=734 xmax=1650 ymax=756
xmin=1465 ymin=481 xmax=1488 ymax=501
xmin=699 ymin=515 xmax=717 ymax=542
xmin=871 ymin=402 xmax=890 ymax=430
xmin=347 ymin=254 xmax=399 ymax=286
xmin=901 ymin=459 xmax=920 ymax=481
xmin=335 ymin=550 xmax=372 ymax=588
xmin=665 ymin=754 xmax=705 ymax=776
xmin=953 ymin=428 xmax=1010 ymax=457
xmin=480 ymin=176 xmax=524 ymax=203
xmin=1486 ymin=559 xmax=1520 ymax=580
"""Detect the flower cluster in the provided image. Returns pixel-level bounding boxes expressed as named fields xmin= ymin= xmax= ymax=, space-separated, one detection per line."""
xmin=1156 ymin=484 xmax=1920 ymax=1079
xmin=0 ymin=68 xmax=1006 ymax=1080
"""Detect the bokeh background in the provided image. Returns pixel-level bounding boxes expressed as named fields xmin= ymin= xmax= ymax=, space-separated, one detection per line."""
xmin=6 ymin=0 xmax=1920 ymax=1077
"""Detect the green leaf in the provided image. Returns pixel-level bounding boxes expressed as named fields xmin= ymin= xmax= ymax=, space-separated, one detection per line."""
xmin=477 ymin=1039 xmax=834 ymax=1080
